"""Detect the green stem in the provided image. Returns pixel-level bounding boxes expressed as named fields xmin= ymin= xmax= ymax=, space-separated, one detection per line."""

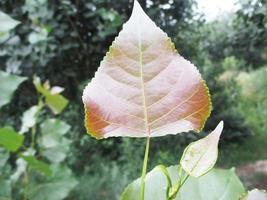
xmin=31 ymin=97 xmax=43 ymax=148
xmin=156 ymin=165 xmax=172 ymax=200
xmin=176 ymin=174 xmax=189 ymax=192
xmin=30 ymin=126 xmax=36 ymax=148
xmin=140 ymin=137 xmax=150 ymax=200
xmin=178 ymin=166 xmax=183 ymax=186
xmin=169 ymin=168 xmax=189 ymax=199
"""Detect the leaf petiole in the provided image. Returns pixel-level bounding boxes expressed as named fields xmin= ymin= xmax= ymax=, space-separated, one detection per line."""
xmin=156 ymin=165 xmax=172 ymax=200
xmin=140 ymin=137 xmax=150 ymax=200
xmin=169 ymin=167 xmax=189 ymax=199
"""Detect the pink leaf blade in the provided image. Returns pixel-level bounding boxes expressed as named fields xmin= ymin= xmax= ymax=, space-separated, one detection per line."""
xmin=82 ymin=0 xmax=211 ymax=139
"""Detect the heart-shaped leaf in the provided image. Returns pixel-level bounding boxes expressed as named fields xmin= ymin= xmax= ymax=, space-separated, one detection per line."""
xmin=180 ymin=121 xmax=223 ymax=177
xmin=121 ymin=165 xmax=245 ymax=200
xmin=83 ymin=0 xmax=211 ymax=139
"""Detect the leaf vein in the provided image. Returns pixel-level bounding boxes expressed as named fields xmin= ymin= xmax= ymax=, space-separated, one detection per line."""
xmin=149 ymin=84 xmax=201 ymax=125
xmin=88 ymin=110 xmax=145 ymax=133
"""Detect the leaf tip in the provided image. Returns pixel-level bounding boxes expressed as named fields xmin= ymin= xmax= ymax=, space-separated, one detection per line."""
xmin=218 ymin=120 xmax=224 ymax=130
xmin=131 ymin=0 xmax=146 ymax=19
xmin=133 ymin=0 xmax=141 ymax=9
xmin=215 ymin=121 xmax=224 ymax=136
xmin=208 ymin=121 xmax=224 ymax=142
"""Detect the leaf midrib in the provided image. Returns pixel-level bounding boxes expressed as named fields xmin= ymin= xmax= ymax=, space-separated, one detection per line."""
xmin=137 ymin=13 xmax=150 ymax=136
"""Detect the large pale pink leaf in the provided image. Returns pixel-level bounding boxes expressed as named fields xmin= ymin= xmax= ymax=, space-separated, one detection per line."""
xmin=82 ymin=0 xmax=211 ymax=139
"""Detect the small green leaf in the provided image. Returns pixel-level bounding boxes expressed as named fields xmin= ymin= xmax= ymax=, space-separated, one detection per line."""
xmin=0 ymin=11 xmax=20 ymax=33
xmin=39 ymin=119 xmax=71 ymax=163
xmin=21 ymin=155 xmax=52 ymax=176
xmin=0 ymin=127 xmax=24 ymax=152
xmin=0 ymin=11 xmax=20 ymax=43
xmin=241 ymin=189 xmax=267 ymax=200
xmin=41 ymin=118 xmax=70 ymax=136
xmin=28 ymin=28 xmax=48 ymax=44
xmin=20 ymin=105 xmax=39 ymax=134
xmin=121 ymin=165 xmax=245 ymax=200
xmin=45 ymin=94 xmax=68 ymax=115
xmin=180 ymin=121 xmax=223 ymax=177
xmin=33 ymin=76 xmax=50 ymax=96
xmin=42 ymin=139 xmax=71 ymax=163
xmin=33 ymin=76 xmax=68 ymax=114
xmin=28 ymin=165 xmax=78 ymax=200
xmin=0 ymin=70 xmax=27 ymax=108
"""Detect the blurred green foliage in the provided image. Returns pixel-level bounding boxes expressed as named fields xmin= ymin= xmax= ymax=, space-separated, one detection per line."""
xmin=0 ymin=72 xmax=77 ymax=199
xmin=237 ymin=66 xmax=267 ymax=134
xmin=0 ymin=0 xmax=267 ymax=199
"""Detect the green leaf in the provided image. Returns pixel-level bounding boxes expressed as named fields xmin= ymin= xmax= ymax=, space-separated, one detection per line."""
xmin=33 ymin=76 xmax=50 ymax=96
xmin=241 ymin=189 xmax=267 ymax=200
xmin=180 ymin=121 xmax=224 ymax=177
xmin=39 ymin=119 xmax=71 ymax=163
xmin=42 ymin=139 xmax=71 ymax=163
xmin=28 ymin=28 xmax=48 ymax=44
xmin=28 ymin=165 xmax=78 ymax=200
xmin=45 ymin=94 xmax=68 ymax=115
xmin=0 ymin=70 xmax=27 ymax=108
xmin=20 ymin=105 xmax=38 ymax=134
xmin=0 ymin=178 xmax=11 ymax=199
xmin=41 ymin=118 xmax=70 ymax=136
xmin=0 ymin=11 xmax=19 ymax=43
xmin=33 ymin=76 xmax=68 ymax=114
xmin=121 ymin=165 xmax=245 ymax=200
xmin=21 ymin=155 xmax=52 ymax=176
xmin=0 ymin=127 xmax=24 ymax=152
xmin=0 ymin=11 xmax=20 ymax=33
